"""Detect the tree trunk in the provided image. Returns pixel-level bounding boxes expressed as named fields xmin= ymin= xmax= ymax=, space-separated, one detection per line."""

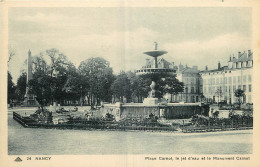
xmin=87 ymin=94 xmax=90 ymax=106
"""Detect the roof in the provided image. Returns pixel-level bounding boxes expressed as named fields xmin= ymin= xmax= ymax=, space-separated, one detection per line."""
xmin=230 ymin=52 xmax=253 ymax=63
xmin=158 ymin=58 xmax=171 ymax=65
xmin=179 ymin=67 xmax=200 ymax=74
xmin=200 ymin=66 xmax=228 ymax=73
xmin=144 ymin=57 xmax=172 ymax=67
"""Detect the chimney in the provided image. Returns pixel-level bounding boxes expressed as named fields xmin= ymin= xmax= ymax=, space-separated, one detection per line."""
xmin=238 ymin=51 xmax=241 ymax=58
xmin=233 ymin=54 xmax=236 ymax=60
xmin=218 ymin=61 xmax=221 ymax=70
xmin=248 ymin=50 xmax=252 ymax=57
xmin=205 ymin=65 xmax=208 ymax=71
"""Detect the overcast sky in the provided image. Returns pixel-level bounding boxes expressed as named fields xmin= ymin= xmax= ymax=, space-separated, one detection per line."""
xmin=8 ymin=7 xmax=252 ymax=83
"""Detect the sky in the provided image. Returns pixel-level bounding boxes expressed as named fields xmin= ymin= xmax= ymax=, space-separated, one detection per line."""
xmin=8 ymin=7 xmax=252 ymax=83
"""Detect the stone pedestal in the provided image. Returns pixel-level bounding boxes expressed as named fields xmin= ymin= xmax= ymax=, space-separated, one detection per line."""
xmin=143 ymin=98 xmax=159 ymax=105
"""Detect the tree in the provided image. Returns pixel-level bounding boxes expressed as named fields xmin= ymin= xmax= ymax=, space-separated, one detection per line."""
xmin=8 ymin=72 xmax=16 ymax=104
xmin=8 ymin=46 xmax=16 ymax=104
xmin=63 ymin=69 xmax=83 ymax=104
xmin=199 ymin=93 xmax=205 ymax=102
xmin=44 ymin=48 xmax=75 ymax=104
xmin=8 ymin=45 xmax=15 ymax=65
xmin=29 ymin=48 xmax=74 ymax=107
xmin=111 ymin=71 xmax=131 ymax=102
xmin=127 ymin=71 xmax=150 ymax=102
xmin=126 ymin=72 xmax=184 ymax=102
xmin=78 ymin=57 xmax=115 ymax=106
xmin=16 ymin=72 xmax=27 ymax=102
xmin=163 ymin=77 xmax=184 ymax=98
xmin=234 ymin=89 xmax=245 ymax=109
xmin=139 ymin=74 xmax=184 ymax=99
xmin=29 ymin=74 xmax=52 ymax=109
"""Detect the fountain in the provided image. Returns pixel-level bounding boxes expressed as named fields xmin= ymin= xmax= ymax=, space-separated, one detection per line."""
xmin=136 ymin=42 xmax=175 ymax=105
xmin=101 ymin=42 xmax=208 ymax=121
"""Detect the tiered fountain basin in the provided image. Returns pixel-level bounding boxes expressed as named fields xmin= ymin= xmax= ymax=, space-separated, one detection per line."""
xmin=135 ymin=68 xmax=176 ymax=76
xmin=101 ymin=45 xmax=208 ymax=121
xmin=143 ymin=50 xmax=167 ymax=57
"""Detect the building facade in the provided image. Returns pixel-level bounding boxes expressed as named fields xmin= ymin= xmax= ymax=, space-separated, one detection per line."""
xmin=140 ymin=50 xmax=253 ymax=104
xmin=200 ymin=50 xmax=253 ymax=104
xmin=172 ymin=65 xmax=202 ymax=103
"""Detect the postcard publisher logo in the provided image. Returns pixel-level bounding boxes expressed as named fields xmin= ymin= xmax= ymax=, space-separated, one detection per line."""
xmin=14 ymin=157 xmax=22 ymax=162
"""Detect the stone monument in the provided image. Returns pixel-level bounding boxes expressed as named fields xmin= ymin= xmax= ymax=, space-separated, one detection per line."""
xmin=23 ymin=50 xmax=38 ymax=106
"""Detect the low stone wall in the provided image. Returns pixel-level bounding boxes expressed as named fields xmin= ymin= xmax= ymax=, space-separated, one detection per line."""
xmin=165 ymin=105 xmax=203 ymax=119
xmin=102 ymin=102 xmax=209 ymax=120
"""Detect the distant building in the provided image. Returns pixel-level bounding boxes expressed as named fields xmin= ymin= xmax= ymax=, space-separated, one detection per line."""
xmin=139 ymin=50 xmax=253 ymax=104
xmin=200 ymin=50 xmax=253 ymax=104
xmin=144 ymin=58 xmax=202 ymax=103
xmin=172 ymin=65 xmax=202 ymax=103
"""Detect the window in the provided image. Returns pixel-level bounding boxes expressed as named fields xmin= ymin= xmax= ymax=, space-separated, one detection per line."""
xmin=191 ymin=87 xmax=194 ymax=93
xmin=229 ymin=86 xmax=231 ymax=93
xmin=249 ymin=84 xmax=252 ymax=92
xmin=216 ymin=78 xmax=219 ymax=84
xmin=185 ymin=87 xmax=188 ymax=93
xmin=191 ymin=96 xmax=195 ymax=103
xmin=233 ymin=85 xmax=236 ymax=92
xmin=224 ymin=77 xmax=227 ymax=84
xmin=225 ymin=86 xmax=228 ymax=92
xmin=238 ymin=85 xmax=241 ymax=89
xmin=243 ymin=85 xmax=246 ymax=92
xmin=196 ymin=96 xmax=199 ymax=102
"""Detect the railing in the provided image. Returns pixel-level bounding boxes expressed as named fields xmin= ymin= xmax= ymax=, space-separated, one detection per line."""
xmin=181 ymin=118 xmax=253 ymax=133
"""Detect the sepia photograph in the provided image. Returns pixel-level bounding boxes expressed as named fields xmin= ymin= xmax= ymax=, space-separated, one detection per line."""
xmin=1 ymin=1 xmax=260 ymax=167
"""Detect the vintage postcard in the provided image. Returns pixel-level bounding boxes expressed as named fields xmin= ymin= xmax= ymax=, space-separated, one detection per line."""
xmin=1 ymin=0 xmax=260 ymax=167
